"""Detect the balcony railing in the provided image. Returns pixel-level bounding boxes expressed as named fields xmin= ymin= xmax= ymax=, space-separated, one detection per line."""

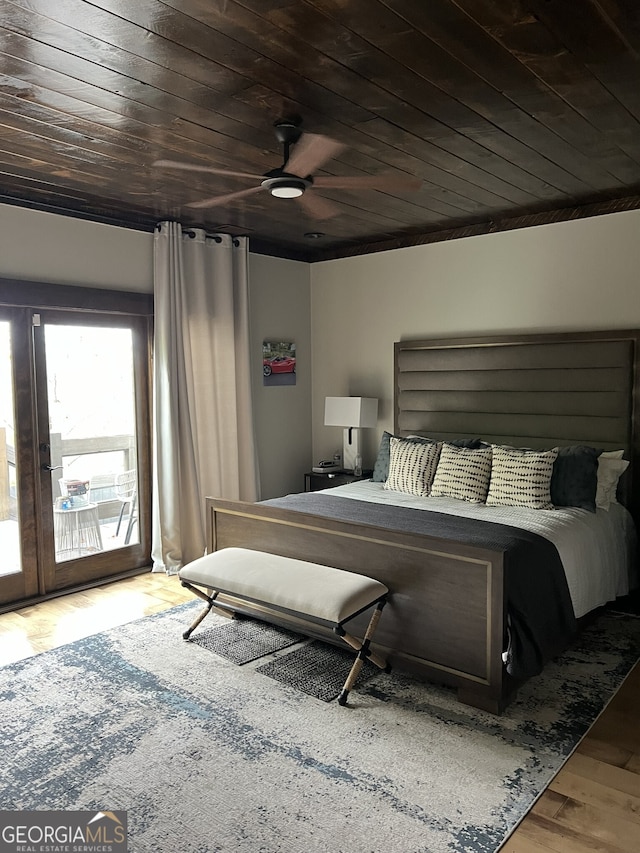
xmin=1 ymin=431 xmax=139 ymax=568
xmin=1 ymin=431 xmax=137 ymax=523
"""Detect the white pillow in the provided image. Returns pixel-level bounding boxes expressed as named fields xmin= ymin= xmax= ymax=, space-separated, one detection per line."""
xmin=596 ymin=450 xmax=629 ymax=510
xmin=385 ymin=436 xmax=441 ymax=497
xmin=430 ymin=444 xmax=492 ymax=503
xmin=486 ymin=445 xmax=558 ymax=510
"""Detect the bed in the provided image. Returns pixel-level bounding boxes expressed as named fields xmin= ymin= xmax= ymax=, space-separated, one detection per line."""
xmin=205 ymin=329 xmax=639 ymax=713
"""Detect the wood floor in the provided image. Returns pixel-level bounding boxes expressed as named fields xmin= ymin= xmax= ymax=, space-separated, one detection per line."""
xmin=0 ymin=572 xmax=193 ymax=665
xmin=0 ymin=573 xmax=638 ymax=852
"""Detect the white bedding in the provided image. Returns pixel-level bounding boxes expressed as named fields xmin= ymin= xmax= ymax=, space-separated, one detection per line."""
xmin=321 ymin=479 xmax=637 ymax=619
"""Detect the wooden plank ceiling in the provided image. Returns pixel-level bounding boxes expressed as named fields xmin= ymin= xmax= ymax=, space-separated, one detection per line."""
xmin=1 ymin=0 xmax=640 ymax=262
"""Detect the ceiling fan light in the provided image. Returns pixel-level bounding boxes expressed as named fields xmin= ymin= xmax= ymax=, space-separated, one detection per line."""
xmin=270 ymin=181 xmax=305 ymax=198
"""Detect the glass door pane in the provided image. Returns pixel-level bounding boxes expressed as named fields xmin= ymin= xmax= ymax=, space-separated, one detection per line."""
xmin=44 ymin=324 xmax=140 ymax=564
xmin=0 ymin=311 xmax=39 ymax=605
xmin=36 ymin=312 xmax=151 ymax=593
xmin=0 ymin=321 xmax=21 ymax=575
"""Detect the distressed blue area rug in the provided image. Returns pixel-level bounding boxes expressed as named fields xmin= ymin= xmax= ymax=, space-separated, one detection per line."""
xmin=1 ymin=603 xmax=638 ymax=853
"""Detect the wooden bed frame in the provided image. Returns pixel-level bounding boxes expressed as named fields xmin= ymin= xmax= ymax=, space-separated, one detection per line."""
xmin=206 ymin=329 xmax=640 ymax=713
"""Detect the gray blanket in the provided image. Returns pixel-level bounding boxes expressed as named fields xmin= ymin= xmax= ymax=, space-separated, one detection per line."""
xmin=263 ymin=492 xmax=578 ymax=680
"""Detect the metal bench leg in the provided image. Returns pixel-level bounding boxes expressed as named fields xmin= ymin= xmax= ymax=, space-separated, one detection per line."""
xmin=180 ymin=580 xmax=235 ymax=639
xmin=336 ymin=599 xmax=391 ymax=706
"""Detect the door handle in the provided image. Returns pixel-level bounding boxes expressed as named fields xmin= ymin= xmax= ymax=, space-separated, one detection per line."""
xmin=41 ymin=464 xmax=63 ymax=472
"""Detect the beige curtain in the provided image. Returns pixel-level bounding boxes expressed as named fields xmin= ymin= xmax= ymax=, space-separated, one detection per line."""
xmin=152 ymin=222 xmax=260 ymax=573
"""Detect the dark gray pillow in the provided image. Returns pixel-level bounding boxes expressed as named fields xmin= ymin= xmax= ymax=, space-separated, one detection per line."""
xmin=372 ymin=432 xmax=481 ymax=482
xmin=550 ymin=445 xmax=602 ymax=512
xmin=372 ymin=431 xmax=394 ymax=482
xmin=450 ymin=438 xmax=483 ymax=449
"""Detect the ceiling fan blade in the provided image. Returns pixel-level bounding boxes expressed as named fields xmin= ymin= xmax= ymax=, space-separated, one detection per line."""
xmin=186 ymin=185 xmax=264 ymax=209
xmin=285 ymin=133 xmax=346 ymax=178
xmin=153 ymin=159 xmax=263 ymax=181
xmin=297 ymin=191 xmax=341 ymax=220
xmin=313 ymin=174 xmax=423 ymax=191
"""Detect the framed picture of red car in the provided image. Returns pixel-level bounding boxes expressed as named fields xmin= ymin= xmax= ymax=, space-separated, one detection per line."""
xmin=262 ymin=341 xmax=296 ymax=386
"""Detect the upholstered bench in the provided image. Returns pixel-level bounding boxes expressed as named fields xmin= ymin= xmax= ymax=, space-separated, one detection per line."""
xmin=178 ymin=547 xmax=391 ymax=705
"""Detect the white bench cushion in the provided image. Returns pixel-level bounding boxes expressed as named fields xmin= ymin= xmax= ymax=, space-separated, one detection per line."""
xmin=179 ymin=547 xmax=388 ymax=624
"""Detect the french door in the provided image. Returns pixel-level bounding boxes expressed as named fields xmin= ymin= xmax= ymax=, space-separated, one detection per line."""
xmin=0 ymin=305 xmax=152 ymax=607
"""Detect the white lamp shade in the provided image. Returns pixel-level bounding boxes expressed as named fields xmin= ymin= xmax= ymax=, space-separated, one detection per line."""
xmin=324 ymin=397 xmax=378 ymax=428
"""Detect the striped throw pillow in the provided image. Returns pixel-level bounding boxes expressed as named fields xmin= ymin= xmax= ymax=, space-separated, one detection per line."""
xmin=486 ymin=445 xmax=558 ymax=510
xmin=384 ymin=436 xmax=441 ymax=497
xmin=430 ymin=444 xmax=493 ymax=503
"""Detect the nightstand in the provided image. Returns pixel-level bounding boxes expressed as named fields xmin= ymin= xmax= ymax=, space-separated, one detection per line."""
xmin=304 ymin=470 xmax=373 ymax=492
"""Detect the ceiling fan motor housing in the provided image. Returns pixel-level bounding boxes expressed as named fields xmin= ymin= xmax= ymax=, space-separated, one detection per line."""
xmin=261 ymin=173 xmax=312 ymax=198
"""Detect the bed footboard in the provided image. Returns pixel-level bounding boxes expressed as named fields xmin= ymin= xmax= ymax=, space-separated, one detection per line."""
xmin=206 ymin=498 xmax=512 ymax=713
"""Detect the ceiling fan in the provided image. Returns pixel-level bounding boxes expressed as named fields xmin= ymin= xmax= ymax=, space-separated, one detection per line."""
xmin=153 ymin=118 xmax=423 ymax=220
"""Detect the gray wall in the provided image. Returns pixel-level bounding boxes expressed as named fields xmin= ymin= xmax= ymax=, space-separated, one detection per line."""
xmin=0 ymin=204 xmax=152 ymax=292
xmin=248 ymin=254 xmax=311 ymax=498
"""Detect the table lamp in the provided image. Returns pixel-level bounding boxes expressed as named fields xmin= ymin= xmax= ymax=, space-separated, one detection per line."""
xmin=324 ymin=396 xmax=378 ymax=472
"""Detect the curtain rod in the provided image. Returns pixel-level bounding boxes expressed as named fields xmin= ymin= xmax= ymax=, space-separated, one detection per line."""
xmin=154 ymin=222 xmax=241 ymax=246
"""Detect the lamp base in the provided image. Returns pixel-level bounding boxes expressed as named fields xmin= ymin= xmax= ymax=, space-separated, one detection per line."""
xmin=342 ymin=428 xmax=362 ymax=472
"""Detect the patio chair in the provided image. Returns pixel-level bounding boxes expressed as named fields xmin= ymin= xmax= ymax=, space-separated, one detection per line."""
xmin=115 ymin=469 xmax=138 ymax=544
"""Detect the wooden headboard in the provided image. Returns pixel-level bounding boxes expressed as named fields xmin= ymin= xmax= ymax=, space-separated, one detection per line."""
xmin=394 ymin=329 xmax=640 ymax=523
